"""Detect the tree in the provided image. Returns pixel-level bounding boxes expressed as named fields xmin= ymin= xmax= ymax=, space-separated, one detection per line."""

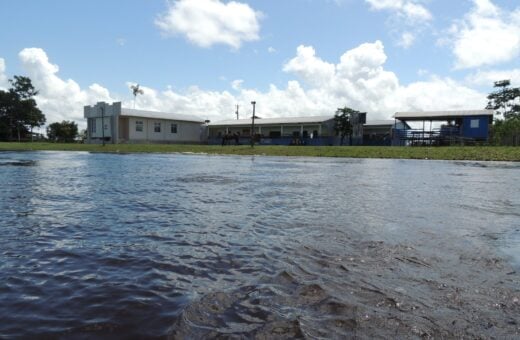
xmin=47 ymin=121 xmax=78 ymax=143
xmin=0 ymin=76 xmax=45 ymax=141
xmin=334 ymin=107 xmax=365 ymax=145
xmin=486 ymin=80 xmax=520 ymax=120
xmin=487 ymin=80 xmax=520 ymax=146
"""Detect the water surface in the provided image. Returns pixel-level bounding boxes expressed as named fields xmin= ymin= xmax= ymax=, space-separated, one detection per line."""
xmin=1 ymin=151 xmax=519 ymax=338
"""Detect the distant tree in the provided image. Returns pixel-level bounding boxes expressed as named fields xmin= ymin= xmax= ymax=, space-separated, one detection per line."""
xmin=79 ymin=129 xmax=87 ymax=143
xmin=0 ymin=76 xmax=45 ymax=141
xmin=486 ymin=80 xmax=520 ymax=120
xmin=487 ymin=80 xmax=520 ymax=146
xmin=47 ymin=121 xmax=78 ymax=143
xmin=334 ymin=107 xmax=365 ymax=145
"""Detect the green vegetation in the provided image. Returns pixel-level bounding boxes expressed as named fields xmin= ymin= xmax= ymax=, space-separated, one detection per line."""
xmin=46 ymin=121 xmax=79 ymax=143
xmin=1 ymin=142 xmax=519 ymax=161
xmin=487 ymin=80 xmax=520 ymax=146
xmin=0 ymin=76 xmax=45 ymax=142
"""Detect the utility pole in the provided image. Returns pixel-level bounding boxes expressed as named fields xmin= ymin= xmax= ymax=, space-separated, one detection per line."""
xmin=250 ymin=101 xmax=256 ymax=148
xmin=236 ymin=104 xmax=239 ymax=120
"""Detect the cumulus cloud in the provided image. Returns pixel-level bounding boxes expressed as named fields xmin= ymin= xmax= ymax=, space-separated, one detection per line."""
xmin=280 ymin=41 xmax=485 ymax=117
xmin=18 ymin=48 xmax=116 ymax=130
xmin=5 ymin=43 xmax=488 ymax=131
xmin=448 ymin=0 xmax=520 ymax=69
xmin=155 ymin=0 xmax=261 ymax=49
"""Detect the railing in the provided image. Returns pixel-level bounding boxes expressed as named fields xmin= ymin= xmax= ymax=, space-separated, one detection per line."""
xmin=393 ymin=128 xmax=467 ymax=146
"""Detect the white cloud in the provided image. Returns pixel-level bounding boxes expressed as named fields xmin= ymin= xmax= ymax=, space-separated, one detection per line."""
xmin=0 ymin=58 xmax=8 ymax=89
xmin=116 ymin=38 xmax=127 ymax=46
xmin=364 ymin=0 xmax=432 ymax=47
xmin=7 ymin=43 xmax=488 ymax=131
xmin=448 ymin=0 xmax=520 ymax=69
xmin=155 ymin=0 xmax=261 ymax=49
xmin=18 ymin=48 xmax=116 ymax=130
xmin=465 ymin=69 xmax=520 ymax=87
xmin=283 ymin=45 xmax=336 ymax=88
xmin=231 ymin=79 xmax=243 ymax=90
xmin=397 ymin=31 xmax=415 ymax=48
xmin=267 ymin=46 xmax=276 ymax=53
xmin=364 ymin=0 xmax=432 ymax=22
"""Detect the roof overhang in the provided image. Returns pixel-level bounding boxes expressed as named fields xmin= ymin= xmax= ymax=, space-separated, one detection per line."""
xmin=394 ymin=110 xmax=494 ymax=121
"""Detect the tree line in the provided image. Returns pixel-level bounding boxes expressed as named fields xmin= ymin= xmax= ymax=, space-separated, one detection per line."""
xmin=487 ymin=80 xmax=520 ymax=146
xmin=0 ymin=76 xmax=78 ymax=142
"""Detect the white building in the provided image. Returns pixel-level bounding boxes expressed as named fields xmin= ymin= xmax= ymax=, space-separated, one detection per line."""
xmin=84 ymin=102 xmax=207 ymax=144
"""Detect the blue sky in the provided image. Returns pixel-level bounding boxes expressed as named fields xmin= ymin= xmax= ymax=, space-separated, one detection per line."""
xmin=1 ymin=0 xmax=519 ymax=129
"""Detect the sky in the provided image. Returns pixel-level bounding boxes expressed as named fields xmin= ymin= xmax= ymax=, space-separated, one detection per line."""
xmin=1 ymin=0 xmax=519 ymax=131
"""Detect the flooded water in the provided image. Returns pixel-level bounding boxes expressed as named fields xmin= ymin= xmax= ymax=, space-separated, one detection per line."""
xmin=0 ymin=151 xmax=519 ymax=338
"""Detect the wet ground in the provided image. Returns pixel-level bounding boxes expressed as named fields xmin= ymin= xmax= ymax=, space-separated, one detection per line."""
xmin=0 ymin=151 xmax=519 ymax=338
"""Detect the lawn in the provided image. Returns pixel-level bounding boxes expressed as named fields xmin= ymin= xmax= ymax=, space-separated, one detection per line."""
xmin=0 ymin=142 xmax=519 ymax=161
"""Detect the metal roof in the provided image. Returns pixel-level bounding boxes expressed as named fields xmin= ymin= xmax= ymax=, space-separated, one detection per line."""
xmin=208 ymin=115 xmax=334 ymax=126
xmin=364 ymin=120 xmax=395 ymax=126
xmin=121 ymin=108 xmax=205 ymax=123
xmin=394 ymin=110 xmax=494 ymax=121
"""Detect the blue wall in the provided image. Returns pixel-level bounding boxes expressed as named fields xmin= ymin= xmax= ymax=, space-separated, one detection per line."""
xmin=462 ymin=116 xmax=489 ymax=139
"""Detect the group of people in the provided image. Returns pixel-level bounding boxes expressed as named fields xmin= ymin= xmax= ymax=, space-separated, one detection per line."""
xmin=221 ymin=131 xmax=240 ymax=146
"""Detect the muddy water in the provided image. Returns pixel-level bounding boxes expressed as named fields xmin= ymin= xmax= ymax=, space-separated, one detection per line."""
xmin=0 ymin=151 xmax=518 ymax=338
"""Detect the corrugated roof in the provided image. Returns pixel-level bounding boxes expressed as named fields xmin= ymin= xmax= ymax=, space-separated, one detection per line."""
xmin=394 ymin=110 xmax=493 ymax=120
xmin=121 ymin=108 xmax=205 ymax=123
xmin=208 ymin=115 xmax=334 ymax=126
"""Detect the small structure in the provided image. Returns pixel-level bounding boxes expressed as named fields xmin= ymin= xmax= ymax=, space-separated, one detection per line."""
xmin=207 ymin=116 xmax=336 ymax=146
xmin=363 ymin=120 xmax=410 ymax=146
xmin=393 ymin=110 xmax=494 ymax=146
xmin=84 ymin=102 xmax=206 ymax=144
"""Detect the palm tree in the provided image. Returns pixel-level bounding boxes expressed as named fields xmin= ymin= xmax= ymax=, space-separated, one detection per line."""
xmin=130 ymin=84 xmax=144 ymax=109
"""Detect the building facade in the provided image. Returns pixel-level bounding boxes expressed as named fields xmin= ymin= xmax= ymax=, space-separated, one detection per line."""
xmin=207 ymin=116 xmax=337 ymax=146
xmin=84 ymin=102 xmax=206 ymax=144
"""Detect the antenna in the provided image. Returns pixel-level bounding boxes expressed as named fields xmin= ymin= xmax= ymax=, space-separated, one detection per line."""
xmin=130 ymin=84 xmax=144 ymax=109
xmin=235 ymin=104 xmax=239 ymax=120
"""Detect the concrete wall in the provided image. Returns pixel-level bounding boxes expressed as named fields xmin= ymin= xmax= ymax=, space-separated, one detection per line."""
xmin=84 ymin=102 xmax=121 ymax=143
xmin=126 ymin=117 xmax=203 ymax=143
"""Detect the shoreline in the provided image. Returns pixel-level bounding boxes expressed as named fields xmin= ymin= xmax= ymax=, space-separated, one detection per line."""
xmin=1 ymin=142 xmax=519 ymax=162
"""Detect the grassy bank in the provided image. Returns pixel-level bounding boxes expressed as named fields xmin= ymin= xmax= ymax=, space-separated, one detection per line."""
xmin=1 ymin=142 xmax=519 ymax=161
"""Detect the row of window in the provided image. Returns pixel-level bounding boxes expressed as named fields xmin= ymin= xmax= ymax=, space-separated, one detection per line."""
xmin=136 ymin=121 xmax=177 ymax=133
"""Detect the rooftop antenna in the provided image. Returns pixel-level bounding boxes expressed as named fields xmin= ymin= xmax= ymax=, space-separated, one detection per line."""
xmin=235 ymin=104 xmax=239 ymax=120
xmin=130 ymin=84 xmax=144 ymax=109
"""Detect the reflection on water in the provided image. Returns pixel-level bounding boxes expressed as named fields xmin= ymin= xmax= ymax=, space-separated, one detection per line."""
xmin=0 ymin=151 xmax=519 ymax=338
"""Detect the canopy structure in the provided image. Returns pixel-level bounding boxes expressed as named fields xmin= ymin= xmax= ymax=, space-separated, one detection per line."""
xmin=392 ymin=110 xmax=494 ymax=146
xmin=394 ymin=110 xmax=493 ymax=121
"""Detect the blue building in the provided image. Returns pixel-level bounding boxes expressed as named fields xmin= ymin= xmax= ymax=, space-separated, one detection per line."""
xmin=393 ymin=110 xmax=494 ymax=146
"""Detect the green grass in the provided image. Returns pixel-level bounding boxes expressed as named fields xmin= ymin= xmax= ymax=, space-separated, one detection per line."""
xmin=0 ymin=142 xmax=519 ymax=161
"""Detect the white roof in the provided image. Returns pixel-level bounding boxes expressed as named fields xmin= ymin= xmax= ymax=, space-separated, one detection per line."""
xmin=208 ymin=115 xmax=334 ymax=126
xmin=364 ymin=120 xmax=395 ymax=126
xmin=394 ymin=110 xmax=493 ymax=120
xmin=121 ymin=108 xmax=205 ymax=123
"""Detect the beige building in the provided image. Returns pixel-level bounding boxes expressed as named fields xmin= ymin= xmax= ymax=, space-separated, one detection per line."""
xmin=84 ymin=102 xmax=207 ymax=144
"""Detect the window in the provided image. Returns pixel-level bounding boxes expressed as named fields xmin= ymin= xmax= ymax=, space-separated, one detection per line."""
xmin=154 ymin=122 xmax=161 ymax=133
xmin=135 ymin=121 xmax=143 ymax=132
xmin=470 ymin=119 xmax=480 ymax=129
xmin=171 ymin=123 xmax=178 ymax=133
xmin=91 ymin=119 xmax=96 ymax=133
